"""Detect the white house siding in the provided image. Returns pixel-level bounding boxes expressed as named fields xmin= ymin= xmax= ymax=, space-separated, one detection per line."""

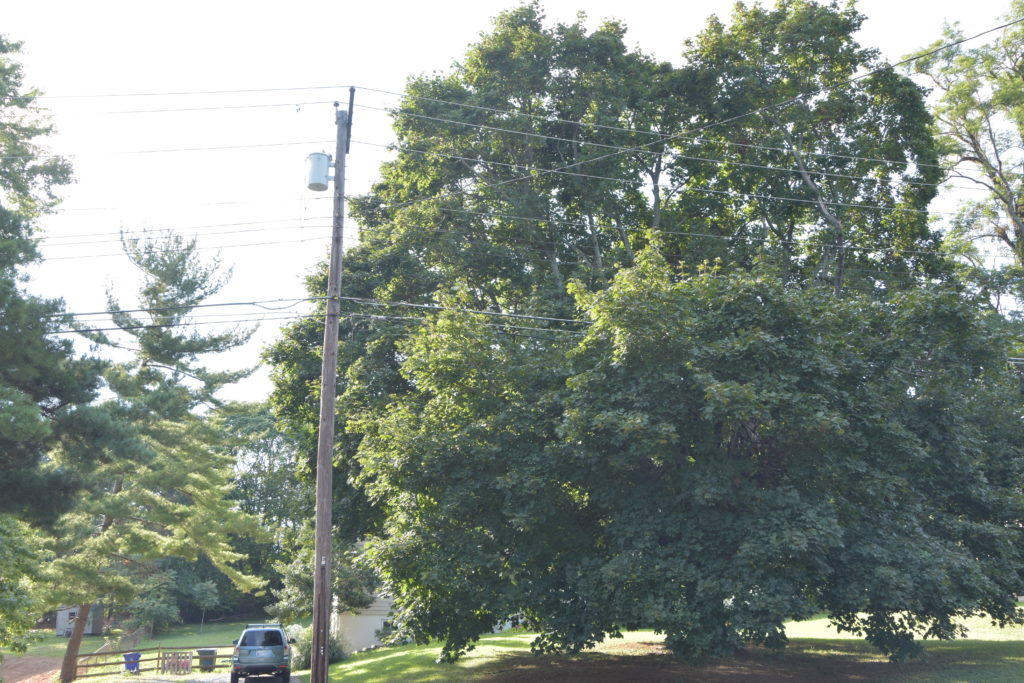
xmin=55 ymin=605 xmax=103 ymax=636
xmin=335 ymin=596 xmax=394 ymax=653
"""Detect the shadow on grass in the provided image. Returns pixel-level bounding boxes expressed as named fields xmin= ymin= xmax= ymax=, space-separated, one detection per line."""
xmin=331 ymin=634 xmax=1024 ymax=683
xmin=331 ymin=642 xmax=467 ymax=682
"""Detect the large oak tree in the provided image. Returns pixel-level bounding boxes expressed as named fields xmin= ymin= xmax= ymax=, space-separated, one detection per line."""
xmin=269 ymin=1 xmax=1024 ymax=663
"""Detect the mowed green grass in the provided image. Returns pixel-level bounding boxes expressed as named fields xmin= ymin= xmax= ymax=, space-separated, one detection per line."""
xmin=327 ymin=616 xmax=1024 ymax=683
xmin=3 ymin=620 xmax=243 ymax=659
xmin=7 ymin=615 xmax=1023 ymax=682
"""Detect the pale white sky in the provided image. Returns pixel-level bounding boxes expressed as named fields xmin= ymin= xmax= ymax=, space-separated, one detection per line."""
xmin=3 ymin=0 xmax=1013 ymax=400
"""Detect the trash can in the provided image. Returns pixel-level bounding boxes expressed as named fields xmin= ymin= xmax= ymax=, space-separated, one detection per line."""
xmin=196 ymin=648 xmax=217 ymax=673
xmin=123 ymin=652 xmax=141 ymax=674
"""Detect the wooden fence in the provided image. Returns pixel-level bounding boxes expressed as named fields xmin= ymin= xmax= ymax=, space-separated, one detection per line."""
xmin=73 ymin=644 xmax=231 ymax=679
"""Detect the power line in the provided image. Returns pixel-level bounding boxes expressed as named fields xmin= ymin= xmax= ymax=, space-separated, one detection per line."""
xmin=56 ymin=195 xmax=331 ymax=214
xmin=53 ymin=295 xmax=588 ymax=329
xmin=0 ymin=140 xmax=336 ymax=160
xmin=26 ymin=85 xmax=353 ymax=101
xmin=42 ymin=234 xmax=333 ymax=261
xmin=37 ymin=217 xmax=332 ymax=245
xmin=353 ymin=140 xmax=642 ymax=185
xmin=87 ymin=100 xmax=339 ymax=115
xmin=50 ymin=310 xmax=585 ymax=339
xmin=372 ymin=216 xmax=949 ymax=263
xmin=42 ymin=224 xmax=330 ymax=249
xmin=356 ymin=138 xmax=968 ymax=215
xmin=334 ymin=296 xmax=588 ymax=326
xmin=44 ymin=297 xmax=326 ymax=320
xmin=369 ymin=16 xmax=1024 ymax=215
xmin=358 ymin=16 xmax=1024 ymax=172
xmin=357 ymin=105 xmax=954 ymax=180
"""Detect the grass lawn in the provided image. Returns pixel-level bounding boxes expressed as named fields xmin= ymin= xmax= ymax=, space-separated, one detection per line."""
xmin=1 ymin=632 xmax=107 ymax=659
xmin=2 ymin=619 xmax=245 ymax=660
xmin=327 ymin=616 xmax=1024 ymax=682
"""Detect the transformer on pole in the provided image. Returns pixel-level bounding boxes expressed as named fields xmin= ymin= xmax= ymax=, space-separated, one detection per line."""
xmin=307 ymin=87 xmax=354 ymax=683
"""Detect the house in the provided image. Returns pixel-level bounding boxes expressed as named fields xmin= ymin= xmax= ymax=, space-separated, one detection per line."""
xmin=55 ymin=605 xmax=104 ymax=637
xmin=335 ymin=596 xmax=393 ymax=653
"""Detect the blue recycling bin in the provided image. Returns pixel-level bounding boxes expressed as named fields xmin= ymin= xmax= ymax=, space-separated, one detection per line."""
xmin=123 ymin=652 xmax=141 ymax=674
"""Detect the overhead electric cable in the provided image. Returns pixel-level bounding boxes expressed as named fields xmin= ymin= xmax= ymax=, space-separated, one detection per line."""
xmin=37 ymin=217 xmax=332 ymax=244
xmin=358 ymin=16 xmax=1024 ymax=171
xmin=42 ymin=235 xmax=333 ymax=260
xmin=50 ymin=311 xmax=586 ymax=338
xmin=369 ymin=15 xmax=1024 ymax=214
xmin=44 ymin=297 xmax=326 ymax=320
xmin=27 ymin=85 xmax=353 ymax=100
xmin=58 ymin=195 xmax=331 ymax=214
xmin=87 ymin=100 xmax=339 ymax=115
xmin=0 ymin=140 xmax=336 ymax=160
xmin=354 ymin=138 xmax=980 ymax=194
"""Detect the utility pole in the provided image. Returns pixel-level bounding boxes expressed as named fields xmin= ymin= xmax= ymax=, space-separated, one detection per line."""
xmin=307 ymin=88 xmax=354 ymax=683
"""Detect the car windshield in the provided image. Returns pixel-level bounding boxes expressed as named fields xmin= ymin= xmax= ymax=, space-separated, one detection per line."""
xmin=241 ymin=630 xmax=282 ymax=647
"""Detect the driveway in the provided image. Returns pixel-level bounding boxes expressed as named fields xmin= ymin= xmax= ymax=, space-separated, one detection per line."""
xmin=0 ymin=656 xmax=303 ymax=683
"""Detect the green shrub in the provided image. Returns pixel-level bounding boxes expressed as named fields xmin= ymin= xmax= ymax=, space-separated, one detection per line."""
xmin=286 ymin=624 xmax=345 ymax=669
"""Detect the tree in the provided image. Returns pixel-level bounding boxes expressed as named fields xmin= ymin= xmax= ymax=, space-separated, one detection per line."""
xmin=192 ymin=580 xmax=219 ymax=634
xmin=0 ymin=516 xmax=47 ymax=663
xmin=266 ymin=532 xmax=375 ymax=625
xmin=361 ymin=254 xmax=1024 ymax=662
xmin=215 ymin=401 xmax=310 ymax=577
xmin=673 ymin=0 xmax=945 ymax=294
xmin=267 ymin=0 xmax=1017 ymax=664
xmin=47 ymin=233 xmax=264 ymax=681
xmin=911 ymin=1 xmax=1024 ymax=266
xmin=0 ymin=36 xmax=102 ymax=524
xmin=557 ymin=256 xmax=1024 ymax=661
xmin=0 ymin=36 xmax=106 ymax=661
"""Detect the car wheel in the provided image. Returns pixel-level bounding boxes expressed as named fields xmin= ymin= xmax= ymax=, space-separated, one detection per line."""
xmin=278 ymin=670 xmax=290 ymax=682
xmin=230 ymin=673 xmax=239 ymax=683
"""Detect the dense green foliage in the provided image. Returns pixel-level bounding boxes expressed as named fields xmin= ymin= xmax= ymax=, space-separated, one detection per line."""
xmin=45 ymin=233 xmax=267 ymax=680
xmin=0 ymin=36 xmax=101 ymax=524
xmin=264 ymin=0 xmax=1024 ymax=665
xmin=0 ymin=36 xmax=105 ymax=661
xmin=47 ymin=233 xmax=263 ymax=610
xmin=217 ymin=401 xmax=310 ymax=581
xmin=0 ymin=516 xmax=45 ymax=656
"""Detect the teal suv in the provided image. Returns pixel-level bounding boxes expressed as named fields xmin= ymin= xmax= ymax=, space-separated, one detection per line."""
xmin=230 ymin=623 xmax=294 ymax=682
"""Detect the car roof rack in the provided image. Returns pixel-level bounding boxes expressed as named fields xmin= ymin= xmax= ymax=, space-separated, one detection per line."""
xmin=245 ymin=622 xmax=283 ymax=629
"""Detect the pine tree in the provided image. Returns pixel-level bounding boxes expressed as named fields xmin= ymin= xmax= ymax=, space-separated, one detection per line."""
xmin=49 ymin=233 xmax=264 ymax=682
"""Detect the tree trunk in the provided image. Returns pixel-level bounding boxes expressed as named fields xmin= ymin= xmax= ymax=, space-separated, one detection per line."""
xmin=781 ymin=130 xmax=847 ymax=295
xmin=587 ymin=214 xmax=604 ymax=278
xmin=60 ymin=479 xmax=122 ymax=682
xmin=650 ymin=154 xmax=664 ymax=230
xmin=59 ymin=603 xmax=91 ymax=682
xmin=615 ymin=220 xmax=635 ymax=265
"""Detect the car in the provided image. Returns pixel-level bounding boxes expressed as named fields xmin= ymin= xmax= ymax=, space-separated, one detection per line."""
xmin=230 ymin=623 xmax=295 ymax=683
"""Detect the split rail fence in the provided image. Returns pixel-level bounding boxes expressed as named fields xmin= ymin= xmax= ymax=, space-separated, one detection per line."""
xmin=73 ymin=644 xmax=232 ymax=678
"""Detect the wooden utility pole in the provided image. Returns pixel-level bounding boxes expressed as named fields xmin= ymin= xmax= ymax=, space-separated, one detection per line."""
xmin=310 ymin=89 xmax=353 ymax=683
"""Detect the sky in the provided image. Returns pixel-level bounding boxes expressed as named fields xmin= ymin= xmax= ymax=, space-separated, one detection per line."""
xmin=3 ymin=0 xmax=1016 ymax=401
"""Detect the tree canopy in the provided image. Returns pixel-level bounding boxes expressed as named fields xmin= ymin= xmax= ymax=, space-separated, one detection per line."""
xmin=0 ymin=35 xmax=106 ymax=659
xmin=0 ymin=36 xmax=101 ymax=525
xmin=912 ymin=0 xmax=1024 ymax=267
xmin=266 ymin=0 xmax=1024 ymax=664
xmin=48 ymin=233 xmax=264 ymax=681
